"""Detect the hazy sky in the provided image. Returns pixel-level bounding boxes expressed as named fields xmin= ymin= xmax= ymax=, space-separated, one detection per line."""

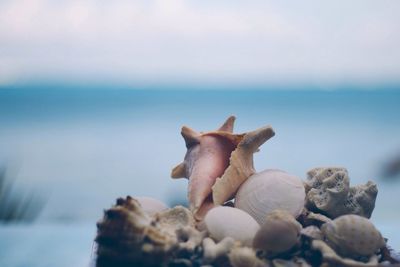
xmin=1 ymin=0 xmax=400 ymax=87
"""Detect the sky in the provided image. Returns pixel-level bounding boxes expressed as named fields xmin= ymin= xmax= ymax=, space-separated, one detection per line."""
xmin=0 ymin=0 xmax=400 ymax=87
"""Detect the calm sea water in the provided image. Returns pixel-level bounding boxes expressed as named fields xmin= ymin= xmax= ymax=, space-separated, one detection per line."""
xmin=0 ymin=86 xmax=400 ymax=266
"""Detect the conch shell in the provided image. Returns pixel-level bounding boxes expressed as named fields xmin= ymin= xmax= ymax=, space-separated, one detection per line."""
xmin=171 ymin=116 xmax=274 ymax=220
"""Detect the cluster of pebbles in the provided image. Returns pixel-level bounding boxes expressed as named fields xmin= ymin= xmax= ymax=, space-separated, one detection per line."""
xmin=94 ymin=117 xmax=400 ymax=267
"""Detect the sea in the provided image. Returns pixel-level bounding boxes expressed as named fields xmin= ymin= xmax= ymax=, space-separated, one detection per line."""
xmin=0 ymin=85 xmax=400 ymax=266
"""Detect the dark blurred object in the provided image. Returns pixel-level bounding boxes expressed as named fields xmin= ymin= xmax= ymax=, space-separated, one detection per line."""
xmin=0 ymin=166 xmax=44 ymax=222
xmin=382 ymin=154 xmax=400 ymax=179
xmin=381 ymin=245 xmax=400 ymax=264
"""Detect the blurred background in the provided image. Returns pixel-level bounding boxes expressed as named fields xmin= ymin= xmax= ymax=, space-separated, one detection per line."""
xmin=1 ymin=1 xmax=400 ymax=266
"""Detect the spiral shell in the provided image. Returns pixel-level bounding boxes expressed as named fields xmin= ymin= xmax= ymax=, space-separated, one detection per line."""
xmin=95 ymin=196 xmax=176 ymax=267
xmin=204 ymin=206 xmax=260 ymax=246
xmin=321 ymin=214 xmax=385 ymax=258
xmin=235 ymin=169 xmax=305 ymax=225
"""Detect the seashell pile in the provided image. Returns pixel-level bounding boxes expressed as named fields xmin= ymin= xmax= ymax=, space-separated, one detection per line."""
xmin=94 ymin=116 xmax=399 ymax=267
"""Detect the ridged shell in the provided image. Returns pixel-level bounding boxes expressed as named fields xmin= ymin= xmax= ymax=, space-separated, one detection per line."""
xmin=204 ymin=206 xmax=260 ymax=246
xmin=235 ymin=169 xmax=305 ymax=225
xmin=321 ymin=214 xmax=385 ymax=258
xmin=253 ymin=210 xmax=302 ymax=254
xmin=136 ymin=196 xmax=169 ymax=215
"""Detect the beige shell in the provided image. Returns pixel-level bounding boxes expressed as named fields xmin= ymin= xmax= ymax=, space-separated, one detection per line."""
xmin=204 ymin=206 xmax=260 ymax=246
xmin=305 ymin=167 xmax=378 ymax=218
xmin=95 ymin=196 xmax=177 ymax=267
xmin=235 ymin=169 xmax=305 ymax=225
xmin=253 ymin=210 xmax=302 ymax=254
xmin=321 ymin=214 xmax=385 ymax=258
xmin=228 ymin=247 xmax=269 ymax=267
xmin=135 ymin=196 xmax=169 ymax=215
xmin=312 ymin=239 xmax=380 ymax=267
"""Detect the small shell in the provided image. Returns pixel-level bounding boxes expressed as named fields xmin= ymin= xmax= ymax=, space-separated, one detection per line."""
xmin=321 ymin=214 xmax=385 ymax=258
xmin=228 ymin=247 xmax=269 ymax=267
xmin=253 ymin=210 xmax=302 ymax=254
xmin=204 ymin=206 xmax=260 ymax=246
xmin=235 ymin=169 xmax=305 ymax=225
xmin=136 ymin=196 xmax=169 ymax=215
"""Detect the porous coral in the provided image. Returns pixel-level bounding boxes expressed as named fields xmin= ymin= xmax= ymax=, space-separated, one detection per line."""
xmin=305 ymin=167 xmax=377 ymax=218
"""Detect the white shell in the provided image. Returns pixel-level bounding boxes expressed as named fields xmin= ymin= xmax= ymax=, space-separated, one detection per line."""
xmin=204 ymin=206 xmax=260 ymax=246
xmin=235 ymin=169 xmax=305 ymax=225
xmin=136 ymin=196 xmax=169 ymax=215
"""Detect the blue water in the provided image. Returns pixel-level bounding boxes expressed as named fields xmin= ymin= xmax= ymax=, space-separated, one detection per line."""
xmin=1 ymin=86 xmax=400 ymax=266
